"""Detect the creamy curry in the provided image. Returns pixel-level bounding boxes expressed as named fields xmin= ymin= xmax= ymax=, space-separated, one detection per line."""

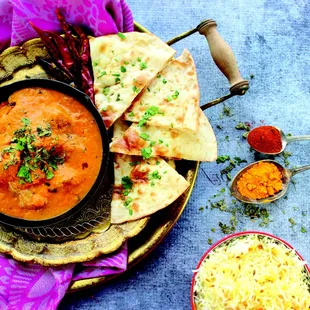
xmin=0 ymin=87 xmax=103 ymax=220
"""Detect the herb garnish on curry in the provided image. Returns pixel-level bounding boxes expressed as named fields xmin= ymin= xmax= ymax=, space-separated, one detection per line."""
xmin=0 ymin=87 xmax=102 ymax=220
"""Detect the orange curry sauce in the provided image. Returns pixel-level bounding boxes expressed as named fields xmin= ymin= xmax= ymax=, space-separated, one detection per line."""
xmin=0 ymin=87 xmax=102 ymax=220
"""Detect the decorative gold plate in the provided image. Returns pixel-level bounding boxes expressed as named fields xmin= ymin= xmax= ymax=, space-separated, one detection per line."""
xmin=0 ymin=21 xmax=199 ymax=289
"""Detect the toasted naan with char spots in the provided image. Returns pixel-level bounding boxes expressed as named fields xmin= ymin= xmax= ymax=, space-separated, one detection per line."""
xmin=110 ymin=109 xmax=217 ymax=162
xmin=123 ymin=49 xmax=200 ymax=132
xmin=111 ymin=155 xmax=189 ymax=224
xmin=89 ymin=33 xmax=176 ymax=128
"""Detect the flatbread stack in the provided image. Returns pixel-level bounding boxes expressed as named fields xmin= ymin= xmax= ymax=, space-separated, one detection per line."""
xmin=90 ymin=33 xmax=217 ymax=224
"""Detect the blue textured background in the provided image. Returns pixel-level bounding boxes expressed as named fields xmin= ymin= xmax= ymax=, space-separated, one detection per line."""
xmin=59 ymin=0 xmax=310 ymax=309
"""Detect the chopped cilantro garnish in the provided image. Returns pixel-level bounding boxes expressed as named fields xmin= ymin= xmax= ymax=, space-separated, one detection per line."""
xmin=115 ymin=77 xmax=121 ymax=83
xmin=148 ymin=170 xmax=161 ymax=180
xmin=162 ymin=78 xmax=167 ymax=84
xmin=132 ymin=86 xmax=140 ymax=93
xmin=17 ymin=165 xmax=32 ymax=183
xmin=45 ymin=169 xmax=54 ymax=180
xmin=116 ymin=94 xmax=121 ymax=101
xmin=216 ymin=155 xmax=230 ymax=164
xmin=117 ymin=32 xmax=126 ymax=40
xmin=129 ymin=161 xmax=141 ymax=166
xmin=128 ymin=111 xmax=134 ymax=117
xmin=301 ymin=227 xmax=307 ymax=233
xmin=282 ymin=151 xmax=292 ymax=167
xmin=234 ymin=157 xmax=247 ymax=165
xmin=37 ymin=124 xmax=52 ymax=137
xmin=150 ymin=141 xmax=156 ymax=147
xmin=288 ymin=218 xmax=296 ymax=226
xmin=112 ymin=73 xmax=120 ymax=77
xmin=138 ymin=106 xmax=163 ymax=127
xmin=220 ymin=160 xmax=237 ymax=180
xmin=124 ymin=197 xmax=133 ymax=206
xmin=172 ymin=90 xmax=179 ymax=99
xmin=93 ymin=61 xmax=98 ymax=66
xmin=137 ymin=57 xmax=142 ymax=62
xmin=219 ymin=222 xmax=235 ymax=234
xmin=158 ymin=139 xmax=163 ymax=144
xmin=140 ymin=62 xmax=147 ymax=70
xmin=235 ymin=122 xmax=250 ymax=131
xmin=156 ymin=75 xmax=161 ymax=78
xmin=242 ymin=132 xmax=249 ymax=139
xmin=156 ymin=161 xmax=160 ymax=165
xmin=102 ymin=87 xmax=110 ymax=96
xmin=97 ymin=71 xmax=106 ymax=78
xmin=166 ymin=96 xmax=172 ymax=102
xmin=120 ymin=66 xmax=127 ymax=73
xmin=123 ymin=189 xmax=130 ymax=196
xmin=141 ymin=147 xmax=152 ymax=159
xmin=121 ymin=176 xmax=133 ymax=190
xmin=223 ymin=105 xmax=233 ymax=117
xmin=124 ymin=61 xmax=129 ymax=65
xmin=21 ymin=118 xmax=30 ymax=126
xmin=139 ymin=133 xmax=150 ymax=140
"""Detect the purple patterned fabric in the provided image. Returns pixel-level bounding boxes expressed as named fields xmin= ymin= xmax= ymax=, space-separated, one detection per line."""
xmin=0 ymin=242 xmax=128 ymax=310
xmin=0 ymin=0 xmax=133 ymax=308
xmin=0 ymin=0 xmax=134 ymax=51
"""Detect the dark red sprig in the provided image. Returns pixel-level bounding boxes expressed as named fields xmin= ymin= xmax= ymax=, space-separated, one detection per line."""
xmin=29 ymin=9 xmax=95 ymax=103
xmin=45 ymin=31 xmax=74 ymax=70
xmin=30 ymin=22 xmax=75 ymax=81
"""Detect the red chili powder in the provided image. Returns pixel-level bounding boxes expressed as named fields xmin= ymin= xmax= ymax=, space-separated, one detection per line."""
xmin=247 ymin=126 xmax=282 ymax=153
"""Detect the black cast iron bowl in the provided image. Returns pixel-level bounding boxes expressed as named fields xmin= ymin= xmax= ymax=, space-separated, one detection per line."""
xmin=0 ymin=79 xmax=111 ymax=228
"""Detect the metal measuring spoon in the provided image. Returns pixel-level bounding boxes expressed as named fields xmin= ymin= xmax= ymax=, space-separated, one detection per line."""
xmin=230 ymin=160 xmax=310 ymax=204
xmin=247 ymin=126 xmax=310 ymax=155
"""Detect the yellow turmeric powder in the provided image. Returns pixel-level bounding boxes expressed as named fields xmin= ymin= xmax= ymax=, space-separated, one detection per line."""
xmin=237 ymin=161 xmax=283 ymax=199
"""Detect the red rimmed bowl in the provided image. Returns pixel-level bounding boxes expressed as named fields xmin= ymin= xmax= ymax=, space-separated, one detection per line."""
xmin=190 ymin=231 xmax=310 ymax=309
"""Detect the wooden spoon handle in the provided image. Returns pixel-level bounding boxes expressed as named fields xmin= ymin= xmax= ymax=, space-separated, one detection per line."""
xmin=197 ymin=19 xmax=249 ymax=95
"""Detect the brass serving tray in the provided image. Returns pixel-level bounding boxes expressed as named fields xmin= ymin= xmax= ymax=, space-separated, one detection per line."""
xmin=0 ymin=21 xmax=199 ymax=289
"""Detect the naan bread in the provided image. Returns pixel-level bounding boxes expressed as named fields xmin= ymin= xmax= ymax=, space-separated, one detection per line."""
xmin=90 ymin=32 xmax=176 ymax=128
xmin=110 ymin=109 xmax=217 ymax=162
xmin=111 ymin=155 xmax=189 ymax=224
xmin=123 ymin=49 xmax=200 ymax=132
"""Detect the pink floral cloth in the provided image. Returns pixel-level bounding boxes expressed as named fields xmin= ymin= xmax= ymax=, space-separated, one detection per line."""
xmin=0 ymin=243 xmax=128 ymax=310
xmin=0 ymin=0 xmax=134 ymax=51
xmin=0 ymin=0 xmax=133 ymax=308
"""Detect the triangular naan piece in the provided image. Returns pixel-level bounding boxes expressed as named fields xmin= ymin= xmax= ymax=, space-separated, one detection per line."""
xmin=111 ymin=154 xmax=189 ymax=224
xmin=110 ymin=109 xmax=217 ymax=162
xmin=123 ymin=49 xmax=200 ymax=132
xmin=90 ymin=32 xmax=176 ymax=128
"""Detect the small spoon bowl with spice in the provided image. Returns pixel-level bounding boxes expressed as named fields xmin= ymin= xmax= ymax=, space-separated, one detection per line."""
xmin=247 ymin=126 xmax=310 ymax=155
xmin=230 ymin=159 xmax=310 ymax=204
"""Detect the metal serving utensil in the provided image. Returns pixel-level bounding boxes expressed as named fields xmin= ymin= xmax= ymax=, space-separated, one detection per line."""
xmin=248 ymin=126 xmax=310 ymax=155
xmin=166 ymin=19 xmax=249 ymax=111
xmin=230 ymin=159 xmax=310 ymax=204
xmin=135 ymin=20 xmax=249 ymax=110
